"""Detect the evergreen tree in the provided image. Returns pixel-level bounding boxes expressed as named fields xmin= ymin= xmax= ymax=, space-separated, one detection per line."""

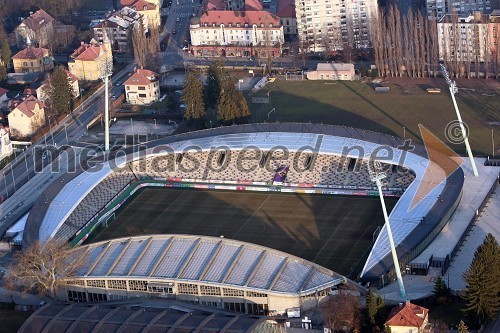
xmin=375 ymin=294 xmax=386 ymax=327
xmin=433 ymin=276 xmax=448 ymax=297
xmin=0 ymin=65 xmax=6 ymax=81
xmin=235 ymin=88 xmax=250 ymax=120
xmin=462 ymin=233 xmax=500 ymax=324
xmin=383 ymin=324 xmax=391 ymax=333
xmin=51 ymin=66 xmax=73 ymax=115
xmin=1 ymin=38 xmax=11 ymax=68
xmin=181 ymin=69 xmax=206 ymax=121
xmin=457 ymin=320 xmax=469 ymax=333
xmin=366 ymin=289 xmax=377 ymax=326
xmin=205 ymin=60 xmax=224 ymax=108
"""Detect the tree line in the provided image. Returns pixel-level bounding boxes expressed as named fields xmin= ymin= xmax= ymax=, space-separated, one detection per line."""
xmin=181 ymin=60 xmax=250 ymax=128
xmin=370 ymin=5 xmax=500 ymax=79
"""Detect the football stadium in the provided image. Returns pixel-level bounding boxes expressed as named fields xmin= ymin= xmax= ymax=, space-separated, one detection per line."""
xmin=22 ymin=123 xmax=464 ymax=315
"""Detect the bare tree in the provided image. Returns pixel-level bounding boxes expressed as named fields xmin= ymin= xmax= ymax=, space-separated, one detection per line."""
xmin=370 ymin=15 xmax=383 ymax=76
xmin=417 ymin=11 xmax=426 ymax=78
xmin=132 ymin=17 xmax=148 ymax=68
xmin=483 ymin=26 xmax=490 ymax=79
xmin=5 ymin=239 xmax=86 ymax=300
xmin=428 ymin=15 xmax=439 ymax=77
xmin=493 ymin=30 xmax=500 ymax=78
xmin=321 ymin=290 xmax=360 ymax=332
xmin=403 ymin=13 xmax=411 ymax=77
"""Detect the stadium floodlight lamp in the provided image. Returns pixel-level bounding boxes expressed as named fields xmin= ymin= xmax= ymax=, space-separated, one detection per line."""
xmin=98 ymin=32 xmax=113 ymax=152
xmin=369 ymin=161 xmax=407 ymax=298
xmin=440 ymin=64 xmax=478 ymax=177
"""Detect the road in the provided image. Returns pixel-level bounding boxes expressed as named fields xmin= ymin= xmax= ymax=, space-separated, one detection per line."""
xmin=0 ymin=62 xmax=136 ymax=206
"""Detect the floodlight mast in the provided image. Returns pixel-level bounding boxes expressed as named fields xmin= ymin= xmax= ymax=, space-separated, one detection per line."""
xmin=99 ymin=32 xmax=113 ymax=152
xmin=440 ymin=64 xmax=478 ymax=176
xmin=370 ymin=164 xmax=406 ymax=298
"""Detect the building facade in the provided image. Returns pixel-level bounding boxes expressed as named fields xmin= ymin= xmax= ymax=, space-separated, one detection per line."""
xmin=306 ymin=63 xmax=355 ymax=80
xmin=295 ymin=0 xmax=378 ymax=52
xmin=12 ymin=46 xmax=53 ymax=74
xmin=8 ymin=95 xmax=46 ymax=138
xmin=426 ymin=0 xmax=494 ymax=18
xmin=15 ymin=9 xmax=54 ymax=48
xmin=277 ymin=0 xmax=298 ymax=40
xmin=60 ymin=235 xmax=346 ymax=316
xmin=189 ymin=11 xmax=284 ymax=58
xmin=68 ymin=40 xmax=113 ymax=81
xmin=437 ymin=13 xmax=489 ymax=62
xmin=121 ymin=0 xmax=161 ymax=29
xmin=93 ymin=7 xmax=147 ymax=53
xmin=124 ymin=68 xmax=160 ymax=105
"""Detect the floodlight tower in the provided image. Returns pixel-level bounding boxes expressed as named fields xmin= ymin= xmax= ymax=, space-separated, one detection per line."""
xmin=99 ymin=31 xmax=113 ymax=152
xmin=369 ymin=162 xmax=406 ymax=298
xmin=440 ymin=64 xmax=478 ymax=176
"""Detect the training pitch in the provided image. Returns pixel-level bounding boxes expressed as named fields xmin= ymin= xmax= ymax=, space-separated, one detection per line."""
xmin=88 ymin=188 xmax=398 ymax=278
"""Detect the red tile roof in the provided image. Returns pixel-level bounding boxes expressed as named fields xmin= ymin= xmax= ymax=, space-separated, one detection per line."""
xmin=71 ymin=42 xmax=109 ymax=61
xmin=0 ymin=87 xmax=8 ymax=97
xmin=65 ymin=69 xmax=79 ymax=82
xmin=386 ymin=302 xmax=428 ymax=328
xmin=12 ymin=46 xmax=49 ymax=60
xmin=125 ymin=68 xmax=158 ymax=86
xmin=276 ymin=0 xmax=295 ymax=18
xmin=21 ymin=9 xmax=54 ymax=32
xmin=121 ymin=0 xmax=157 ymax=10
xmin=245 ymin=0 xmax=263 ymax=11
xmin=207 ymin=0 xmax=226 ymax=10
xmin=11 ymin=95 xmax=44 ymax=118
xmin=199 ymin=10 xmax=280 ymax=27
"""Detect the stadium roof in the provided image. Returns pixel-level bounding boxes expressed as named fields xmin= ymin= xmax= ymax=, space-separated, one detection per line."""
xmin=19 ymin=300 xmax=272 ymax=333
xmin=72 ymin=235 xmax=345 ymax=296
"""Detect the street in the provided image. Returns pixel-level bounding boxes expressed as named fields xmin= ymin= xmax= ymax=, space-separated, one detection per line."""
xmin=0 ymin=62 xmax=136 ymax=206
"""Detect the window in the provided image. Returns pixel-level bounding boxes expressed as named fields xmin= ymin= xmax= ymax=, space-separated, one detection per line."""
xmin=178 ymin=283 xmax=198 ymax=294
xmin=200 ymin=285 xmax=221 ymax=296
xmin=87 ymin=280 xmax=106 ymax=288
xmin=139 ymin=93 xmax=147 ymax=98
xmin=108 ymin=280 xmax=127 ymax=290
xmin=23 ymin=62 xmax=28 ymax=66
xmin=66 ymin=280 xmax=85 ymax=286
xmin=129 ymin=280 xmax=147 ymax=291
xmin=223 ymin=288 xmax=244 ymax=297
xmin=138 ymin=86 xmax=146 ymax=90
xmin=247 ymin=291 xmax=267 ymax=298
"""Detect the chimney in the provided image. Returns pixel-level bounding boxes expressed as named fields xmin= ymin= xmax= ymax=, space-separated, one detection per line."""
xmin=81 ymin=41 xmax=85 ymax=46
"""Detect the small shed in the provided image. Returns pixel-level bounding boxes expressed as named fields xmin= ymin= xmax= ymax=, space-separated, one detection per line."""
xmin=306 ymin=63 xmax=355 ymax=81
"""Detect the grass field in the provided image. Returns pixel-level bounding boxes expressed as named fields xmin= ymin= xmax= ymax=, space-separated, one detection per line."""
xmin=0 ymin=309 xmax=33 ymax=333
xmin=248 ymin=78 xmax=500 ymax=155
xmin=89 ymin=188 xmax=398 ymax=278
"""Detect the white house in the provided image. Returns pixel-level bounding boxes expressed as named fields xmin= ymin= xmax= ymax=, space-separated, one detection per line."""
xmin=385 ymin=301 xmax=429 ymax=333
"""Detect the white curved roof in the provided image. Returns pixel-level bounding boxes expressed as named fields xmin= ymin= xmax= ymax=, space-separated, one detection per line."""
xmin=73 ymin=235 xmax=346 ymax=296
xmin=39 ymin=131 xmax=440 ymax=277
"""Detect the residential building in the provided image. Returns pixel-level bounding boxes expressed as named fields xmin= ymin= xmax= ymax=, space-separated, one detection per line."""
xmin=68 ymin=39 xmax=113 ymax=81
xmin=93 ymin=7 xmax=147 ymax=53
xmin=208 ymin=0 xmax=263 ymax=10
xmin=488 ymin=10 xmax=500 ymax=58
xmin=15 ymin=9 xmax=55 ymax=48
xmin=306 ymin=63 xmax=355 ymax=80
xmin=0 ymin=87 xmax=8 ymax=106
xmin=385 ymin=301 xmax=429 ymax=333
xmin=295 ymin=0 xmax=378 ymax=52
xmin=121 ymin=0 xmax=161 ymax=28
xmin=426 ymin=0 xmax=495 ymax=18
xmin=8 ymin=95 xmax=46 ymax=138
xmin=277 ymin=0 xmax=298 ymax=40
xmin=0 ymin=126 xmax=13 ymax=161
xmin=437 ymin=12 xmax=489 ymax=62
xmin=124 ymin=68 xmax=160 ymax=105
xmin=12 ymin=45 xmax=53 ymax=74
xmin=66 ymin=70 xmax=81 ymax=98
xmin=189 ymin=11 xmax=284 ymax=58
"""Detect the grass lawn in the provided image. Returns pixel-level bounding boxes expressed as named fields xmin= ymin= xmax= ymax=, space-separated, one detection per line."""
xmin=248 ymin=78 xmax=500 ymax=156
xmin=0 ymin=309 xmax=33 ymax=333
xmin=89 ymin=188 xmax=397 ymax=278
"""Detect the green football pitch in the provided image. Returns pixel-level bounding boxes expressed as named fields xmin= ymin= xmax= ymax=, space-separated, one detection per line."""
xmin=88 ymin=188 xmax=398 ymax=278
